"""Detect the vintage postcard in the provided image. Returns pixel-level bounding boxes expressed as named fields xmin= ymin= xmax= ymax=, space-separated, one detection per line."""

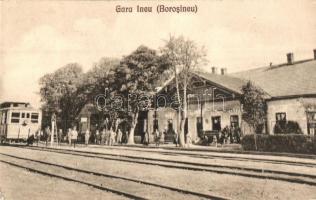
xmin=0 ymin=0 xmax=316 ymax=199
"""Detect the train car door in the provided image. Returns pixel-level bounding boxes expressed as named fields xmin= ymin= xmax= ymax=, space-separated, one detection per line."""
xmin=20 ymin=112 xmax=31 ymax=139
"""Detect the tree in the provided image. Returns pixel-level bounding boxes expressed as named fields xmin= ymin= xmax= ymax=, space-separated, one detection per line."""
xmin=241 ymin=81 xmax=267 ymax=150
xmin=161 ymin=36 xmax=207 ymax=147
xmin=113 ymin=45 xmax=170 ymax=144
xmin=83 ymin=57 xmax=120 ymax=98
xmin=82 ymin=57 xmax=120 ymax=130
xmin=39 ymin=63 xmax=85 ymax=131
xmin=241 ymin=81 xmax=267 ymax=134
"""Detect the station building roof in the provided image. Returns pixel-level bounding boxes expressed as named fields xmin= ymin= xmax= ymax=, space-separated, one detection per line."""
xmin=231 ymin=59 xmax=316 ymax=99
xmin=158 ymin=57 xmax=316 ymax=100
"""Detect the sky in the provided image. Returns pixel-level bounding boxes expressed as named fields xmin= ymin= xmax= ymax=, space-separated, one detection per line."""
xmin=1 ymin=0 xmax=316 ymax=108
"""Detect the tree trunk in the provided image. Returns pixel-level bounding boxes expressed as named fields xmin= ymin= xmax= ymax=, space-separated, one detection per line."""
xmin=127 ymin=112 xmax=138 ymax=144
xmin=173 ymin=65 xmax=186 ymax=147
xmin=179 ymin=79 xmax=188 ymax=147
xmin=254 ymin=124 xmax=258 ymax=151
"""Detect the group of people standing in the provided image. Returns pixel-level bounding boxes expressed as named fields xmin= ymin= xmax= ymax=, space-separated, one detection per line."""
xmin=94 ymin=128 xmax=126 ymax=146
xmin=144 ymin=129 xmax=179 ymax=147
xmin=220 ymin=126 xmax=241 ymax=144
xmin=66 ymin=126 xmax=79 ymax=147
xmin=202 ymin=126 xmax=241 ymax=146
xmin=38 ymin=125 xmax=79 ymax=147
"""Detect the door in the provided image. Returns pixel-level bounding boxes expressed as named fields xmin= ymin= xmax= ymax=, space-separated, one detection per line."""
xmin=196 ymin=117 xmax=203 ymax=137
xmin=165 ymin=119 xmax=174 ymax=142
xmin=212 ymin=116 xmax=221 ymax=131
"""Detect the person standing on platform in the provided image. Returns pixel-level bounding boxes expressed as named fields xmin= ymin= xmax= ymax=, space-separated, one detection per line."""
xmin=186 ymin=133 xmax=192 ymax=148
xmin=105 ymin=128 xmax=110 ymax=145
xmin=95 ymin=129 xmax=100 ymax=144
xmin=35 ymin=130 xmax=40 ymax=146
xmin=116 ymin=129 xmax=122 ymax=145
xmin=154 ymin=129 xmax=160 ymax=147
xmin=125 ymin=131 xmax=129 ymax=144
xmin=101 ymin=128 xmax=106 ymax=145
xmin=143 ymin=131 xmax=149 ymax=146
xmin=173 ymin=131 xmax=179 ymax=147
xmin=71 ymin=126 xmax=78 ymax=148
xmin=85 ymin=129 xmax=90 ymax=146
xmin=67 ymin=128 xmax=72 ymax=146
xmin=160 ymin=129 xmax=166 ymax=145
xmin=45 ymin=126 xmax=51 ymax=147
xmin=58 ymin=129 xmax=63 ymax=145
xmin=109 ymin=128 xmax=116 ymax=146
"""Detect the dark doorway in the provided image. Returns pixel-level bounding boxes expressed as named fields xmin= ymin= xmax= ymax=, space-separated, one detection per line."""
xmin=184 ymin=118 xmax=188 ymax=135
xmin=165 ymin=119 xmax=174 ymax=142
xmin=153 ymin=119 xmax=159 ymax=132
xmin=230 ymin=115 xmax=239 ymax=128
xmin=135 ymin=111 xmax=148 ymax=143
xmin=196 ymin=117 xmax=203 ymax=138
xmin=212 ymin=116 xmax=221 ymax=131
xmin=90 ymin=114 xmax=100 ymax=131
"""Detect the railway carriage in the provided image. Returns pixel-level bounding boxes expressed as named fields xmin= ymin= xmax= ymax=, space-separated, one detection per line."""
xmin=0 ymin=102 xmax=41 ymax=143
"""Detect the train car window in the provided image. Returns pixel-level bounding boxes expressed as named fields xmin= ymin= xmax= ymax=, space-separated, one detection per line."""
xmin=11 ymin=112 xmax=20 ymax=123
xmin=11 ymin=112 xmax=20 ymax=118
xmin=22 ymin=113 xmax=25 ymax=118
xmin=3 ymin=112 xmax=7 ymax=124
xmin=27 ymin=113 xmax=30 ymax=118
xmin=31 ymin=113 xmax=39 ymax=123
xmin=11 ymin=119 xmax=19 ymax=123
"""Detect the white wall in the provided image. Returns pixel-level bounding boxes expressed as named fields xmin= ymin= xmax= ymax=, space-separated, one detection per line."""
xmin=266 ymin=98 xmax=316 ymax=135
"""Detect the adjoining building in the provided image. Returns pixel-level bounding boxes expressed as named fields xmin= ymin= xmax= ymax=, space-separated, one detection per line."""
xmin=232 ymin=51 xmax=316 ymax=136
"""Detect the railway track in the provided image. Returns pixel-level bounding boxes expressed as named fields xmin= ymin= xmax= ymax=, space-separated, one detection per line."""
xmin=0 ymin=152 xmax=228 ymax=200
xmin=9 ymin=143 xmax=316 ymax=168
xmin=93 ymin=146 xmax=316 ymax=168
xmin=14 ymin=145 xmax=316 ymax=186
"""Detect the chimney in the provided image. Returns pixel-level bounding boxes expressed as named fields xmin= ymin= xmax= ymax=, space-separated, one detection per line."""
xmin=220 ymin=68 xmax=227 ymax=75
xmin=313 ymin=49 xmax=316 ymax=60
xmin=211 ymin=66 xmax=218 ymax=74
xmin=287 ymin=53 xmax=294 ymax=65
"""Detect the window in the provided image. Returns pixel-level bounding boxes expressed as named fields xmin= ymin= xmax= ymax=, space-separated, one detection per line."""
xmin=21 ymin=113 xmax=25 ymax=118
xmin=192 ymin=81 xmax=204 ymax=88
xmin=274 ymin=112 xmax=287 ymax=133
xmin=31 ymin=113 xmax=39 ymax=123
xmin=11 ymin=112 xmax=20 ymax=123
xmin=276 ymin=112 xmax=286 ymax=122
xmin=26 ymin=113 xmax=30 ymax=118
xmin=230 ymin=115 xmax=239 ymax=128
xmin=307 ymin=112 xmax=316 ymax=136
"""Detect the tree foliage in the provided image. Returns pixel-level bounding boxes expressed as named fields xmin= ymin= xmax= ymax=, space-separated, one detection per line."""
xmin=39 ymin=63 xmax=85 ymax=130
xmin=39 ymin=37 xmax=206 ymax=146
xmin=112 ymin=45 xmax=171 ymax=144
xmin=241 ymin=81 xmax=267 ymax=134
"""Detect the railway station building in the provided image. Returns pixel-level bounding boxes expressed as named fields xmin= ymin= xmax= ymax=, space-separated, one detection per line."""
xmin=145 ymin=50 xmax=316 ymax=142
xmin=79 ymin=50 xmax=316 ymax=143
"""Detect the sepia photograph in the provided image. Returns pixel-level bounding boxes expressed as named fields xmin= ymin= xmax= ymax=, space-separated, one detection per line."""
xmin=0 ymin=0 xmax=316 ymax=199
